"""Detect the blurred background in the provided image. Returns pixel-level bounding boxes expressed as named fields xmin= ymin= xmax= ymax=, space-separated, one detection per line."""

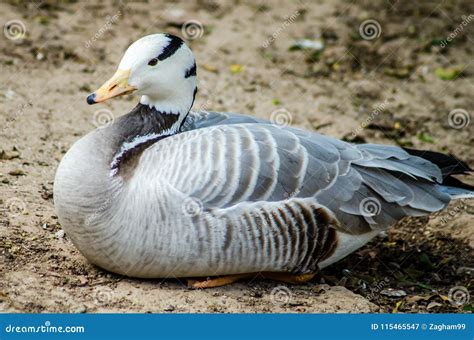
xmin=0 ymin=0 xmax=472 ymax=313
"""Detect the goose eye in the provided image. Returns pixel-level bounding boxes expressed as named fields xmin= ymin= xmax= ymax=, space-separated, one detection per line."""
xmin=148 ymin=58 xmax=158 ymax=66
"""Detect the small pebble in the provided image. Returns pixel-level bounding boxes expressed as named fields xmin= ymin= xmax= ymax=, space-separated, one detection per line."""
xmin=55 ymin=230 xmax=65 ymax=239
xmin=456 ymin=267 xmax=473 ymax=275
xmin=167 ymin=9 xmax=184 ymax=18
xmin=5 ymin=89 xmax=16 ymax=100
xmin=77 ymin=276 xmax=88 ymax=286
xmin=73 ymin=305 xmax=87 ymax=313
xmin=290 ymin=39 xmax=325 ymax=52
xmin=380 ymin=289 xmax=407 ymax=297
xmin=163 ymin=305 xmax=175 ymax=312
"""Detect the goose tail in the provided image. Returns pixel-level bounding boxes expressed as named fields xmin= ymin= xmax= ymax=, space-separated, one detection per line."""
xmin=403 ymin=147 xmax=474 ymax=200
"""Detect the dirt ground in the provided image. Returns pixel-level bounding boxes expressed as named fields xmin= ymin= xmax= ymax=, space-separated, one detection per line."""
xmin=0 ymin=0 xmax=473 ymax=313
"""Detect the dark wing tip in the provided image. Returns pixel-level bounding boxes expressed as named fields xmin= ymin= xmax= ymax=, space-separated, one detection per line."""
xmin=402 ymin=147 xmax=473 ymax=175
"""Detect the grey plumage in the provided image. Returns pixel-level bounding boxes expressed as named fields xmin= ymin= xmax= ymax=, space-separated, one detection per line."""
xmin=54 ymin=107 xmax=472 ymax=278
xmin=180 ymin=112 xmax=453 ymax=230
xmin=54 ymin=33 xmax=473 ymax=280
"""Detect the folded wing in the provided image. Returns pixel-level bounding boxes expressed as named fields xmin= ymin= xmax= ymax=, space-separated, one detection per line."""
xmin=142 ymin=113 xmax=452 ymax=236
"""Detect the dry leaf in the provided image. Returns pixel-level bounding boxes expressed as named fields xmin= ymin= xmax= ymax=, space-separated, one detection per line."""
xmin=230 ymin=64 xmax=244 ymax=74
xmin=201 ymin=63 xmax=218 ymax=73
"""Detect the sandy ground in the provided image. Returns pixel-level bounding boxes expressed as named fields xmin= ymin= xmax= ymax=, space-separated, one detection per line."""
xmin=0 ymin=0 xmax=473 ymax=313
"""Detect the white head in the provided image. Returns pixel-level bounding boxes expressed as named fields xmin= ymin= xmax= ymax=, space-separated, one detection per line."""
xmin=87 ymin=33 xmax=197 ymax=115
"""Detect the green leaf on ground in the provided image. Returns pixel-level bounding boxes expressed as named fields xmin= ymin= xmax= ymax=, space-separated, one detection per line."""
xmin=462 ymin=304 xmax=473 ymax=311
xmin=435 ymin=66 xmax=463 ymax=80
xmin=417 ymin=132 xmax=434 ymax=143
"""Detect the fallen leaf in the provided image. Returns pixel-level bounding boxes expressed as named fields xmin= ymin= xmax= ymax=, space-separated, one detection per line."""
xmin=427 ymin=301 xmax=442 ymax=309
xmin=417 ymin=132 xmax=434 ymax=143
xmin=462 ymin=304 xmax=473 ymax=311
xmin=438 ymin=294 xmax=450 ymax=302
xmin=201 ymin=63 xmax=218 ymax=73
xmin=0 ymin=150 xmax=20 ymax=160
xmin=8 ymin=169 xmax=26 ymax=176
xmin=405 ymin=295 xmax=434 ymax=303
xmin=230 ymin=64 xmax=244 ymax=74
xmin=384 ymin=68 xmax=411 ymax=79
xmin=392 ymin=300 xmax=403 ymax=313
xmin=435 ymin=66 xmax=463 ymax=80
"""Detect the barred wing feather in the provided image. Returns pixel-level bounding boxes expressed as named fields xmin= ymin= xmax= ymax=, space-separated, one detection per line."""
xmin=141 ymin=114 xmax=451 ymax=237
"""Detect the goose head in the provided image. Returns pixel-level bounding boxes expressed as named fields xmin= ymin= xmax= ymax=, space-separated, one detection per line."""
xmin=87 ymin=33 xmax=197 ymax=116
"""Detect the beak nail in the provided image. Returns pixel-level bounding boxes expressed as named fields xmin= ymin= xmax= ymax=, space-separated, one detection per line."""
xmin=87 ymin=93 xmax=97 ymax=105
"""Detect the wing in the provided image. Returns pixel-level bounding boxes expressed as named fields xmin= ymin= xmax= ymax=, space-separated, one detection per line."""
xmin=132 ymin=118 xmax=453 ymax=274
xmin=139 ymin=120 xmax=451 ymax=235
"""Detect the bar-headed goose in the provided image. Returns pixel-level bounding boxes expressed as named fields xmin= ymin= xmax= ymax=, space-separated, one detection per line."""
xmin=54 ymin=33 xmax=474 ymax=288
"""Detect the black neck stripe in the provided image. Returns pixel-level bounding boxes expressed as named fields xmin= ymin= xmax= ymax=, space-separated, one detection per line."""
xmin=157 ymin=34 xmax=184 ymax=61
xmin=111 ymin=103 xmax=181 ymax=175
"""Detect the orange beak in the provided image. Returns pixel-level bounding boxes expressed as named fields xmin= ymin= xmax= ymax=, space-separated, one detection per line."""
xmin=87 ymin=69 xmax=137 ymax=105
